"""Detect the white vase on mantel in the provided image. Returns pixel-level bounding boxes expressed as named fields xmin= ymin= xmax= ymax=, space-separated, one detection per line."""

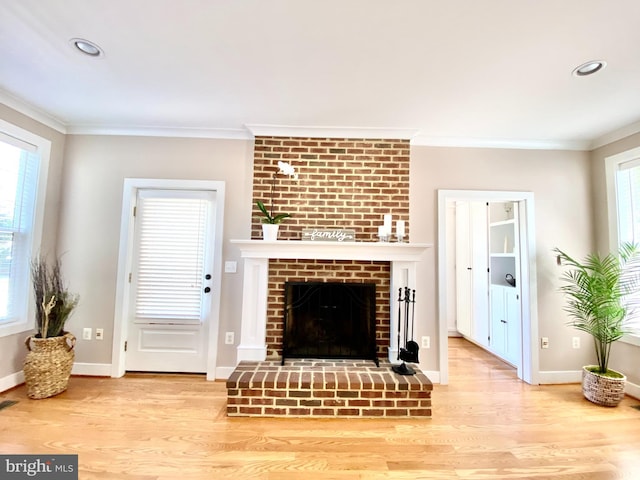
xmin=262 ymin=224 xmax=279 ymax=241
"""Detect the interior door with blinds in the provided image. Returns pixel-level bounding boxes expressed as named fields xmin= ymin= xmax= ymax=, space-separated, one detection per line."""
xmin=125 ymin=188 xmax=216 ymax=373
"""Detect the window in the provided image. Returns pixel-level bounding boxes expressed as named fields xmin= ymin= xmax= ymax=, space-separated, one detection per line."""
xmin=0 ymin=120 xmax=50 ymax=337
xmin=606 ymin=146 xmax=640 ymax=346
xmin=133 ymin=189 xmax=211 ymax=323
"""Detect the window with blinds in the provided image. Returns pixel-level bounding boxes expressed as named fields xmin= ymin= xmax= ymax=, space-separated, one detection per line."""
xmin=0 ymin=138 xmax=39 ymax=325
xmin=133 ymin=190 xmax=211 ymax=323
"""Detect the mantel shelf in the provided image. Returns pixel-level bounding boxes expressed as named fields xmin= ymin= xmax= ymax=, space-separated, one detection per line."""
xmin=230 ymin=239 xmax=432 ymax=262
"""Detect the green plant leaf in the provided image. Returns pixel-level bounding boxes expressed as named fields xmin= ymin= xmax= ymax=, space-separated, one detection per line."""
xmin=256 ymin=200 xmax=290 ymax=224
xmin=554 ymin=242 xmax=640 ymax=374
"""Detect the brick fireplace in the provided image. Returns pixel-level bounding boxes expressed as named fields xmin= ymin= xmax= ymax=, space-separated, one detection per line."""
xmin=226 ymin=136 xmax=433 ymax=418
xmin=251 ymin=136 xmax=410 ymax=358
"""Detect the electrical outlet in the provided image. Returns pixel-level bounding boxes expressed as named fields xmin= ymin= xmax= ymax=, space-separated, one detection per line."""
xmin=224 ymin=261 xmax=237 ymax=273
xmin=572 ymin=337 xmax=580 ymax=349
xmin=421 ymin=336 xmax=430 ymax=348
xmin=225 ymin=332 xmax=234 ymax=345
xmin=95 ymin=328 xmax=104 ymax=340
xmin=541 ymin=337 xmax=549 ymax=349
xmin=83 ymin=328 xmax=92 ymax=340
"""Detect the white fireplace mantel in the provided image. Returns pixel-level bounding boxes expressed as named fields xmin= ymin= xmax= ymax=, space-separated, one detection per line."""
xmin=230 ymin=240 xmax=432 ymax=364
xmin=231 ymin=239 xmax=431 ymax=262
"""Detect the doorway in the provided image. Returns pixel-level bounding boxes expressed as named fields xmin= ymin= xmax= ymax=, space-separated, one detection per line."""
xmin=437 ymin=190 xmax=539 ymax=385
xmin=112 ymin=179 xmax=226 ymax=380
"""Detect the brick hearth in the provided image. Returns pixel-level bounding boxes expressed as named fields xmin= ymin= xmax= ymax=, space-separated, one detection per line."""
xmin=226 ymin=359 xmax=432 ymax=418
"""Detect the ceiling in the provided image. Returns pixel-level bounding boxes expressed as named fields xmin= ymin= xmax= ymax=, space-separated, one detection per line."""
xmin=2 ymin=0 xmax=640 ymax=150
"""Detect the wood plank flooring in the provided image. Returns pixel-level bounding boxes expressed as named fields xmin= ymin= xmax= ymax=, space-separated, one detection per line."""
xmin=2 ymin=338 xmax=640 ymax=479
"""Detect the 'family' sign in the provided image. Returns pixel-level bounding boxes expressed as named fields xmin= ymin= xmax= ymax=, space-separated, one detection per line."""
xmin=302 ymin=229 xmax=355 ymax=242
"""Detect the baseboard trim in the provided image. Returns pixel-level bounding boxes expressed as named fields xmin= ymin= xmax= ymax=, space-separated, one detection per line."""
xmin=71 ymin=363 xmax=112 ymax=377
xmin=215 ymin=366 xmax=235 ymax=380
xmin=625 ymin=380 xmax=640 ymax=400
xmin=538 ymin=370 xmax=582 ymax=384
xmin=423 ymin=370 xmax=440 ymax=384
xmin=0 ymin=371 xmax=25 ymax=393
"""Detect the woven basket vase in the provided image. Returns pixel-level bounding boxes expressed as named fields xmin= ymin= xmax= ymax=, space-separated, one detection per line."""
xmin=23 ymin=333 xmax=76 ymax=399
xmin=582 ymin=366 xmax=626 ymax=407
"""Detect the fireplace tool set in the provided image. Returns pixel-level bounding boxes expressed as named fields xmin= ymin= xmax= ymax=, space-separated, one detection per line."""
xmin=392 ymin=287 xmax=419 ymax=376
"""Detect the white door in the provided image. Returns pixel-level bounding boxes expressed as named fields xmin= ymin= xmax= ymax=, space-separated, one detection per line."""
xmin=489 ymin=285 xmax=507 ymax=357
xmin=454 ymin=201 xmax=489 ymax=344
xmin=125 ymin=189 xmax=216 ymax=373
xmin=504 ymin=288 xmax=521 ymax=365
xmin=470 ymin=202 xmax=489 ymax=347
xmin=455 ymin=202 xmax=472 ymax=337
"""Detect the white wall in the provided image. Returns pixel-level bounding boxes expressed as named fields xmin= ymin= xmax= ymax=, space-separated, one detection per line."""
xmin=409 ymin=145 xmax=595 ymax=377
xmin=57 ymin=135 xmax=254 ymax=370
xmin=0 ymin=114 xmax=609 ymax=383
xmin=60 ymin=139 xmax=598 ymax=378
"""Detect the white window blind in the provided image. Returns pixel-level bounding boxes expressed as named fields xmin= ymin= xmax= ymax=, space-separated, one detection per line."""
xmin=0 ymin=140 xmax=39 ymax=323
xmin=134 ymin=190 xmax=209 ymax=322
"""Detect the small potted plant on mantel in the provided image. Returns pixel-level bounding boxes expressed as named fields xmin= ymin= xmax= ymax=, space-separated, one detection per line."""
xmin=555 ymin=243 xmax=640 ymax=407
xmin=256 ymin=161 xmax=297 ymax=241
xmin=23 ymin=256 xmax=79 ymax=399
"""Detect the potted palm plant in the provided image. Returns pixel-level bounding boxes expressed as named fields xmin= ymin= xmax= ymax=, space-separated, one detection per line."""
xmin=23 ymin=256 xmax=79 ymax=399
xmin=555 ymin=243 xmax=640 ymax=406
xmin=256 ymin=161 xmax=296 ymax=240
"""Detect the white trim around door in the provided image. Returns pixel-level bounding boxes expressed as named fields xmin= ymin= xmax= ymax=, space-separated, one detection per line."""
xmin=111 ymin=178 xmax=226 ymax=381
xmin=437 ymin=190 xmax=539 ymax=385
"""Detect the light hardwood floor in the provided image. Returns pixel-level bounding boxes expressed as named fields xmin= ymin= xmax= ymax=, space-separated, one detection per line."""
xmin=2 ymin=338 xmax=640 ymax=479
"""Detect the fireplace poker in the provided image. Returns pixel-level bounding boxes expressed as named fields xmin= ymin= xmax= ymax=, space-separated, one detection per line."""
xmin=405 ymin=289 xmax=419 ymax=363
xmin=396 ymin=287 xmax=402 ymax=360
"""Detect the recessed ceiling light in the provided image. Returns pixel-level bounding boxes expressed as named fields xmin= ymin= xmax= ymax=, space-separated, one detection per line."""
xmin=69 ymin=38 xmax=104 ymax=57
xmin=572 ymin=60 xmax=606 ymax=77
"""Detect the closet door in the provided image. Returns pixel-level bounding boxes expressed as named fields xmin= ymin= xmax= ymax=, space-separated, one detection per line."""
xmin=470 ymin=202 xmax=489 ymax=347
xmin=455 ymin=202 xmax=472 ymax=337
xmin=455 ymin=201 xmax=489 ymax=344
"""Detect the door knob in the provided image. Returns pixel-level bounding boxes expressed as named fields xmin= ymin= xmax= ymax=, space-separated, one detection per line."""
xmin=204 ymin=286 xmax=211 ymax=293
xmin=205 ymin=274 xmax=212 ymax=280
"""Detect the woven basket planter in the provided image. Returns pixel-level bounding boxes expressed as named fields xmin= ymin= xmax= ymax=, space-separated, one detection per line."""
xmin=582 ymin=366 xmax=626 ymax=407
xmin=23 ymin=332 xmax=76 ymax=399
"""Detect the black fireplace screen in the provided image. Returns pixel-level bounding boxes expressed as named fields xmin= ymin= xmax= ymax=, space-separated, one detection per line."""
xmin=282 ymin=281 xmax=378 ymax=365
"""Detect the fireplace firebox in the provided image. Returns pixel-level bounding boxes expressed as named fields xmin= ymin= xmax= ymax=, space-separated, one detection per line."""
xmin=282 ymin=282 xmax=378 ymax=366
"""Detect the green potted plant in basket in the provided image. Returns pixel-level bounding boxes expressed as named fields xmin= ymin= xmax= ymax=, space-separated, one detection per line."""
xmin=256 ymin=161 xmax=296 ymax=241
xmin=23 ymin=256 xmax=79 ymax=399
xmin=555 ymin=243 xmax=640 ymax=406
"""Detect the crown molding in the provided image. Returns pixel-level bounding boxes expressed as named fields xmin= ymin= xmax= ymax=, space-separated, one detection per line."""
xmin=245 ymin=124 xmax=419 ymax=140
xmin=246 ymin=125 xmax=592 ymax=150
xmin=66 ymin=124 xmax=252 ymax=140
xmin=589 ymin=119 xmax=640 ymax=150
xmin=0 ymin=90 xmax=67 ymax=134
xmin=3 ymin=92 xmax=635 ymax=151
xmin=410 ymin=134 xmax=591 ymax=151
